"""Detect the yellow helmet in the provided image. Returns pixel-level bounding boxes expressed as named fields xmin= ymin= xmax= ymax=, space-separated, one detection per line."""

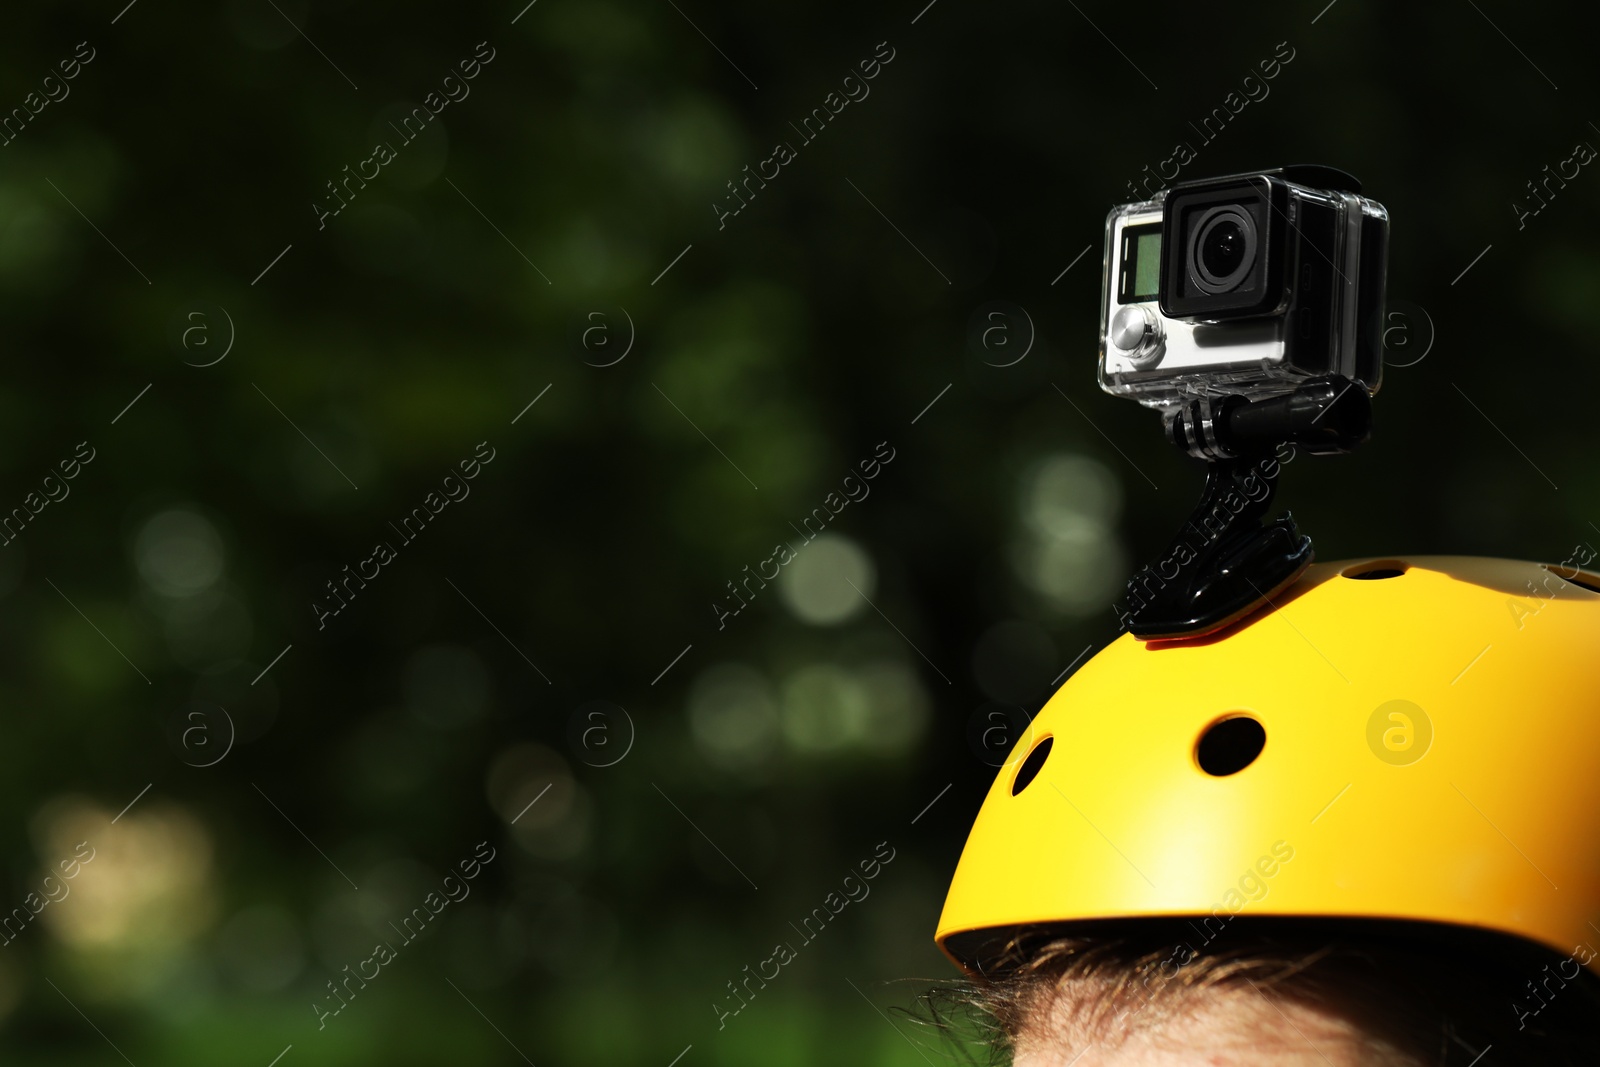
xmin=936 ymin=555 xmax=1600 ymax=975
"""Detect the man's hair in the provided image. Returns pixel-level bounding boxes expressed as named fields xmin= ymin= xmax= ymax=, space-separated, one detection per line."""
xmin=918 ymin=918 xmax=1600 ymax=1065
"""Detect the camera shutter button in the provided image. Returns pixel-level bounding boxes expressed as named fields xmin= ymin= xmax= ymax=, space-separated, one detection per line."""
xmin=1111 ymin=305 xmax=1163 ymax=365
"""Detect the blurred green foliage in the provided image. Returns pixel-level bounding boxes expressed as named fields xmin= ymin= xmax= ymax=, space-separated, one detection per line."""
xmin=1 ymin=0 xmax=1597 ymax=1063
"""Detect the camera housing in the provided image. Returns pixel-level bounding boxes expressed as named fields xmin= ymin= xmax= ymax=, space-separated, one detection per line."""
xmin=1098 ymin=166 xmax=1389 ymax=413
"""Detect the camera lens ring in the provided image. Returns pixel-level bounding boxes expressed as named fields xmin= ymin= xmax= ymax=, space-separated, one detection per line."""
xmin=1187 ymin=205 xmax=1258 ymax=295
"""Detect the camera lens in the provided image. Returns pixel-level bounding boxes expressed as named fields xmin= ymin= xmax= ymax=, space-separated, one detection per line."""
xmin=1201 ymin=220 xmax=1246 ymax=277
xmin=1188 ymin=205 xmax=1258 ymax=294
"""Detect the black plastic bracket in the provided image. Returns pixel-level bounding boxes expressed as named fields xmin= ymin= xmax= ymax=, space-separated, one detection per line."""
xmin=1116 ymin=376 xmax=1370 ymax=640
xmin=1116 ymin=456 xmax=1310 ymax=640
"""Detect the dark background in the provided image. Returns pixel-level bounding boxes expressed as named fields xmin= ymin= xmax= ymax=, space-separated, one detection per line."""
xmin=0 ymin=0 xmax=1594 ymax=1063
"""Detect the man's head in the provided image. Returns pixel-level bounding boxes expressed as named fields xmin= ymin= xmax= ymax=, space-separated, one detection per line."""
xmin=941 ymin=919 xmax=1600 ymax=1066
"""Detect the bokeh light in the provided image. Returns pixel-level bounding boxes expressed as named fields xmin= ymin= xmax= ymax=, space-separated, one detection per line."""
xmin=687 ymin=662 xmax=781 ymax=771
xmin=777 ymin=533 xmax=876 ymax=625
xmin=1011 ymin=453 xmax=1128 ymax=616
xmin=133 ymin=508 xmax=225 ymax=598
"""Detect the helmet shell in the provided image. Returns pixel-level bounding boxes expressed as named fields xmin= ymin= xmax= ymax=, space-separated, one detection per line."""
xmin=936 ymin=557 xmax=1600 ymax=974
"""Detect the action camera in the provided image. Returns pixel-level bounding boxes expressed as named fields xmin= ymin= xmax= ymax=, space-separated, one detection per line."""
xmin=1098 ymin=165 xmax=1389 ymax=418
xmin=1097 ymin=165 xmax=1393 ymax=639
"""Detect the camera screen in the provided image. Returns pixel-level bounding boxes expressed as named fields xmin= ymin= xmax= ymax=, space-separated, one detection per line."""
xmin=1119 ymin=224 xmax=1162 ymax=303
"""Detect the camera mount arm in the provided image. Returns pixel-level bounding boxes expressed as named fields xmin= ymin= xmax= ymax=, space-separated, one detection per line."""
xmin=1118 ymin=376 xmax=1371 ymax=640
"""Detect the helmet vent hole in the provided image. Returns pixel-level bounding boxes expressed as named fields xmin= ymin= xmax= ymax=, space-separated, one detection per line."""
xmin=1011 ymin=737 xmax=1053 ymax=796
xmin=1196 ymin=716 xmax=1265 ymax=777
xmin=1543 ymin=564 xmax=1600 ymax=594
xmin=1342 ymin=560 xmax=1408 ymax=580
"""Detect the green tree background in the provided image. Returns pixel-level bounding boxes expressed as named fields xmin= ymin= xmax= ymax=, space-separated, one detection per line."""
xmin=0 ymin=0 xmax=1595 ymax=1063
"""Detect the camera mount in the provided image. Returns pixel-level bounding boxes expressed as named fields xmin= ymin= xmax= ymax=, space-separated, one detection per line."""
xmin=1118 ymin=376 xmax=1371 ymax=640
